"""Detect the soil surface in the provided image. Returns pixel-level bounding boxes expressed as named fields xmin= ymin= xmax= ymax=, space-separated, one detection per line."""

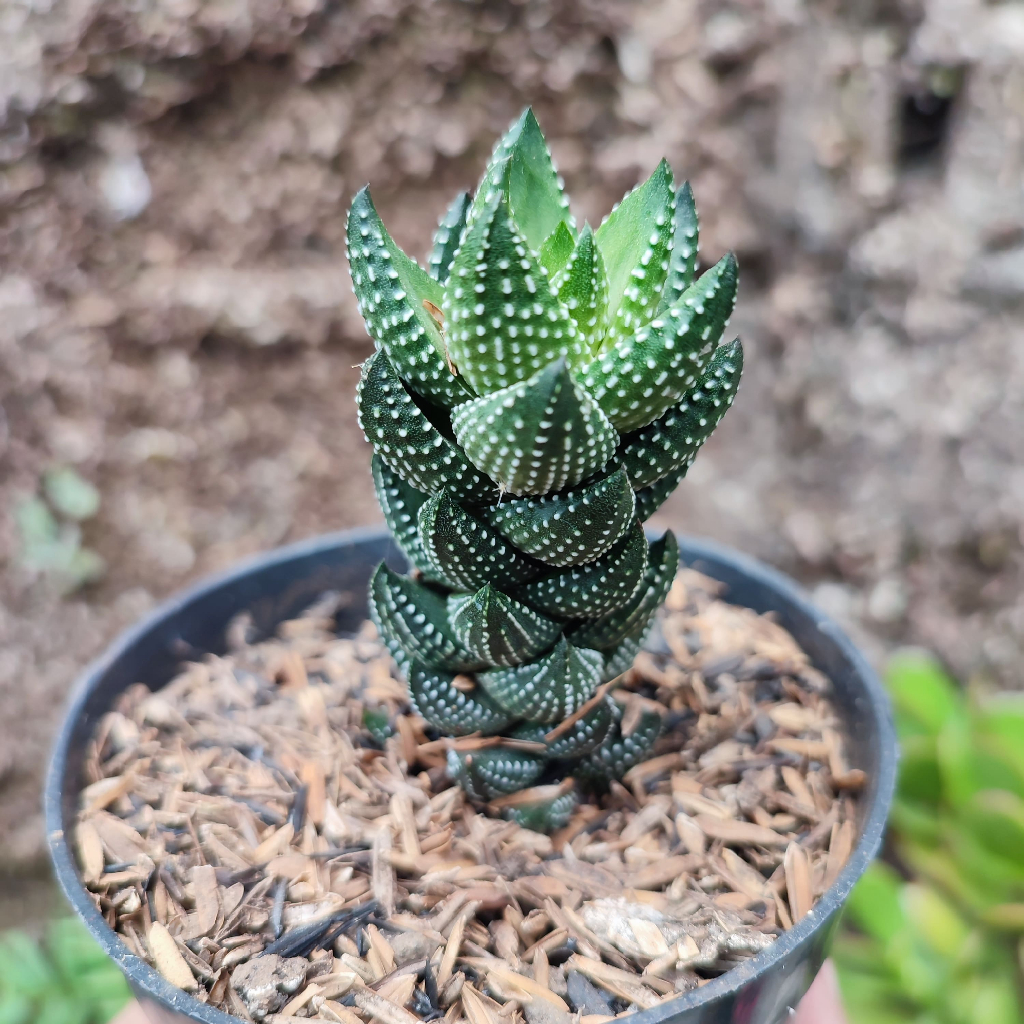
xmin=72 ymin=571 xmax=861 ymax=1018
xmin=2 ymin=0 xmax=1023 ymax=903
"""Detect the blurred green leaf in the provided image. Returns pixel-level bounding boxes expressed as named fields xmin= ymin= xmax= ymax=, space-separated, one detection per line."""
xmin=43 ymin=467 xmax=100 ymax=521
xmin=14 ymin=494 xmax=105 ymax=592
xmin=0 ymin=921 xmax=129 ymax=1024
xmin=15 ymin=496 xmax=60 ymax=553
xmin=0 ymin=932 xmax=57 ymax=996
xmin=888 ymin=650 xmax=962 ymax=736
xmin=964 ymin=790 xmax=1024 ymax=866
xmin=902 ymin=884 xmax=971 ymax=960
xmin=846 ymin=863 xmax=908 ymax=943
xmin=836 ymin=650 xmax=1024 ymax=1024
xmin=891 ymin=798 xmax=942 ymax=844
xmin=0 ymin=994 xmax=33 ymax=1024
xmin=897 ymin=734 xmax=943 ymax=807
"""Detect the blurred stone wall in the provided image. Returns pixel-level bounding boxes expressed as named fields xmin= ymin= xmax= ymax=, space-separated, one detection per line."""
xmin=1 ymin=0 xmax=1022 ymax=872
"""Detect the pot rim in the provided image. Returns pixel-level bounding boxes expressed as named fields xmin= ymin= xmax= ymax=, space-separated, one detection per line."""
xmin=45 ymin=526 xmax=897 ymax=1023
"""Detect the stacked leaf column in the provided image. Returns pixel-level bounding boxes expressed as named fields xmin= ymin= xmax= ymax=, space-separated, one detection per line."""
xmin=349 ymin=110 xmax=742 ymax=829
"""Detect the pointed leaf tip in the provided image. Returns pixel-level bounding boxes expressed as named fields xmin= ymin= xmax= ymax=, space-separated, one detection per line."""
xmin=346 ymin=187 xmax=471 ymax=409
xmin=567 ymin=530 xmax=679 ymax=649
xmin=484 ymin=465 xmax=636 ymax=567
xmin=368 ymin=563 xmax=484 ymax=672
xmin=408 ymin=664 xmax=514 ymax=736
xmin=429 ymin=191 xmax=471 ymax=285
xmin=620 ymin=337 xmax=743 ymax=489
xmin=596 ymin=160 xmax=675 ymax=347
xmin=512 ymin=517 xmax=649 ymax=619
xmin=478 ymin=637 xmax=604 ymax=723
xmin=417 ymin=492 xmax=540 ymax=591
xmin=555 ymin=223 xmax=609 ymax=353
xmin=448 ymin=584 xmax=561 ymax=667
xmin=659 ymin=180 xmax=700 ymax=311
xmin=582 ymin=252 xmax=738 ymax=432
xmin=356 ymin=351 xmax=494 ymax=504
xmin=451 ymin=357 xmax=618 ymax=496
xmin=442 ymin=194 xmax=586 ymax=396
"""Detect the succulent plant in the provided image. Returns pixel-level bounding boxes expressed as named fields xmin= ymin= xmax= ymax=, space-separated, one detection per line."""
xmin=349 ymin=109 xmax=742 ymax=830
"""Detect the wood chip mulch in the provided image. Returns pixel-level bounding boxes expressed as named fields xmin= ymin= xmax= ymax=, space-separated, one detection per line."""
xmin=73 ymin=568 xmax=864 ymax=1023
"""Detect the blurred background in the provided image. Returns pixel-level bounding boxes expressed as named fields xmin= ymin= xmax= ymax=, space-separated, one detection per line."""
xmin=1 ymin=0 xmax=1023 ymax=1018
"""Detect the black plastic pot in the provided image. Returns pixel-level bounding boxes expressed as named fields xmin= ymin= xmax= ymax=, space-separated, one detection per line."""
xmin=46 ymin=527 xmax=897 ymax=1024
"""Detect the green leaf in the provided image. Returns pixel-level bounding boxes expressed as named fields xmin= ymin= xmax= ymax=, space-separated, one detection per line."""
xmin=0 ymin=995 xmax=33 ymax=1024
xmin=363 ymin=706 xmax=393 ymax=744
xmin=620 ymin=339 xmax=742 ymax=489
xmin=658 ymin=181 xmax=699 ymax=312
xmin=15 ymin=495 xmax=59 ymax=551
xmin=370 ymin=455 xmax=441 ymax=581
xmin=447 ymin=746 xmax=546 ymax=800
xmin=408 ymin=664 xmax=514 ymax=736
xmin=499 ymin=787 xmax=578 ymax=833
xmin=554 ymin=224 xmax=608 ymax=352
xmin=897 ymin=734 xmax=943 ymax=807
xmin=347 ymin=186 xmax=472 ymax=409
xmin=567 ymin=531 xmax=678 ymax=650
xmin=977 ymin=697 xmax=1024 ymax=795
xmin=443 ymin=192 xmax=586 ymax=396
xmin=887 ymin=650 xmax=963 ymax=737
xmin=447 ymin=584 xmax=561 ymax=667
xmin=963 ymin=790 xmax=1024 ymax=865
xmin=478 ymin=637 xmax=604 ymax=723
xmin=46 ymin=919 xmax=115 ymax=978
xmin=43 ymin=467 xmax=100 ymax=521
xmin=596 ymin=160 xmax=674 ymax=347
xmin=578 ymin=702 xmax=662 ymax=786
xmin=0 ymin=932 xmax=56 ymax=996
xmin=37 ymin=994 xmax=89 ymax=1024
xmin=429 ymin=191 xmax=471 ymax=285
xmin=937 ymin=713 xmax=984 ymax=808
xmin=483 ymin=466 xmax=636 ymax=568
xmin=451 ymin=357 xmax=619 ymax=496
xmin=512 ymin=518 xmax=648 ymax=619
xmin=900 ymin=836 xmax=1007 ymax=914
xmin=417 ymin=492 xmax=540 ymax=591
xmin=582 ymin=253 xmax=739 ymax=432
xmin=601 ymin=635 xmax=644 ymax=682
xmin=633 ymin=465 xmax=686 ymax=520
xmin=902 ymin=883 xmax=971 ymax=961
xmin=500 ymin=108 xmax=574 ymax=253
xmin=357 ymin=350 xmax=494 ymax=505
xmin=539 ymin=221 xmax=576 ymax=279
xmin=845 ymin=863 xmax=908 ymax=945
xmin=368 ymin=563 xmax=483 ymax=672
xmin=516 ymin=696 xmax=616 ymax=759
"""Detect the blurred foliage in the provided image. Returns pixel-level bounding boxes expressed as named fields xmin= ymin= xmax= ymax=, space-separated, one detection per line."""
xmin=835 ymin=650 xmax=1024 ymax=1023
xmin=15 ymin=467 xmax=104 ymax=592
xmin=0 ymin=917 xmax=130 ymax=1024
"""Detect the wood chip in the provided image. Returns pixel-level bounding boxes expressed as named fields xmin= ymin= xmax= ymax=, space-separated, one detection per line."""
xmin=566 ymin=956 xmax=661 ymax=1010
xmin=436 ymin=910 xmax=466 ymax=990
xmin=694 ymin=815 xmax=791 ymax=848
xmin=75 ymin=820 xmax=105 ymax=883
xmin=784 ymin=843 xmax=813 ymax=923
xmin=478 ymin=963 xmax=569 ymax=1010
xmin=72 ymin=573 xmax=862 ymax=1007
xmin=461 ymin=984 xmax=504 ymax=1024
xmin=372 ymin=826 xmax=396 ymax=919
xmin=353 ymin=987 xmax=421 ymax=1024
xmin=147 ymin=922 xmax=198 ymax=992
xmin=824 ymin=819 xmax=854 ymax=890
xmin=187 ymin=863 xmax=221 ymax=938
